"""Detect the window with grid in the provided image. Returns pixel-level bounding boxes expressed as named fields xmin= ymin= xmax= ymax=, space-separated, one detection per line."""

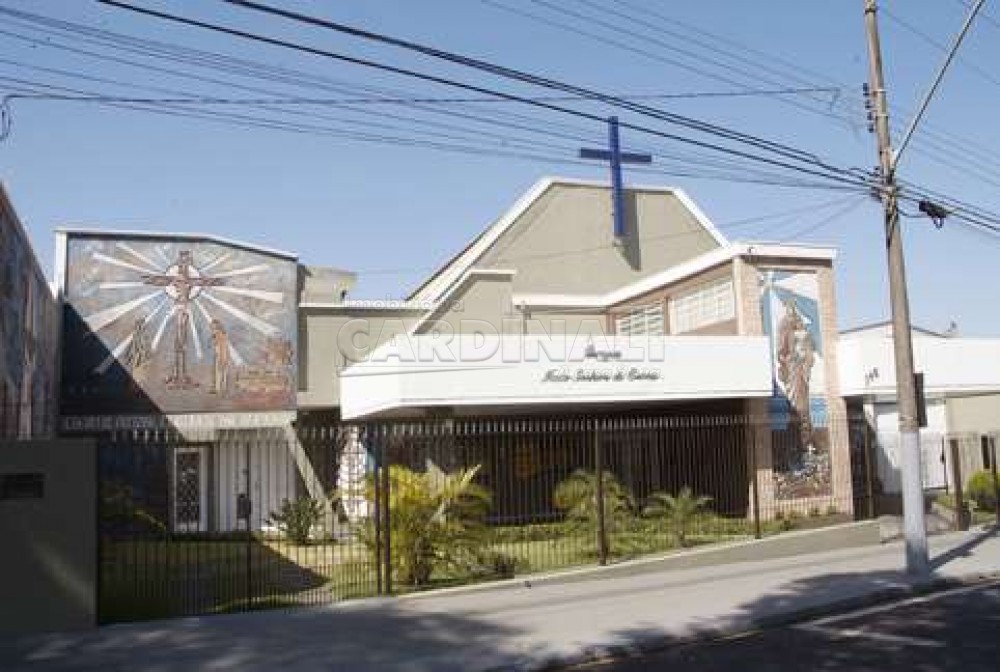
xmin=668 ymin=277 xmax=735 ymax=334
xmin=615 ymin=302 xmax=664 ymax=336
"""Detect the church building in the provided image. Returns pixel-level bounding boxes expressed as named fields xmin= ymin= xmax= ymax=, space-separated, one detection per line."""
xmin=57 ymin=177 xmax=858 ymax=533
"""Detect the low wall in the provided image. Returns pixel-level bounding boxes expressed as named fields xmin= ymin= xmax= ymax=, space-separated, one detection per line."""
xmin=0 ymin=439 xmax=96 ymax=635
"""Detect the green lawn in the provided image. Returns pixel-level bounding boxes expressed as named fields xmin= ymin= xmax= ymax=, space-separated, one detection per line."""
xmin=99 ymin=538 xmax=379 ymax=622
xmin=934 ymin=493 xmax=997 ymax=526
xmin=99 ymin=512 xmax=853 ymax=622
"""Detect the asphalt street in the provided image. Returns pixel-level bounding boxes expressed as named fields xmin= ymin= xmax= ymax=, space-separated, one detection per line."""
xmin=575 ymin=580 xmax=1000 ymax=672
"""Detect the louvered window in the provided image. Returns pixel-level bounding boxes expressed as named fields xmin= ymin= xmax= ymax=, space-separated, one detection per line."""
xmin=669 ymin=278 xmax=735 ymax=334
xmin=615 ymin=302 xmax=664 ymax=336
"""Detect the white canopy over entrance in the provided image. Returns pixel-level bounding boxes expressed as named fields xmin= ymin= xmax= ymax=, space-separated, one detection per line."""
xmin=340 ymin=334 xmax=774 ymax=419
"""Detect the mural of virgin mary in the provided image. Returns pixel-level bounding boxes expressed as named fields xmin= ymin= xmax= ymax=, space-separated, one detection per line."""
xmin=776 ymin=299 xmax=815 ymax=441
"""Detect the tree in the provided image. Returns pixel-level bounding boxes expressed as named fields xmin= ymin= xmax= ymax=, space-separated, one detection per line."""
xmin=354 ymin=463 xmax=492 ymax=586
xmin=644 ymin=487 xmax=712 ymax=548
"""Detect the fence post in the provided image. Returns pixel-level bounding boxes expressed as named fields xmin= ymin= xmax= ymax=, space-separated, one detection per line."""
xmin=749 ymin=419 xmax=762 ymax=539
xmin=593 ymin=418 xmax=609 ymax=566
xmin=372 ymin=426 xmax=383 ymax=596
xmin=381 ymin=427 xmax=392 ymax=596
xmin=949 ymin=439 xmax=969 ymax=531
xmin=990 ymin=439 xmax=999 ymax=526
xmin=864 ymin=421 xmax=876 ymax=519
xmin=94 ymin=439 xmax=103 ymax=625
xmin=245 ymin=440 xmax=252 ymax=609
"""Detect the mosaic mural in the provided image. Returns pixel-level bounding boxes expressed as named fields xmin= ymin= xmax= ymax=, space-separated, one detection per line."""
xmin=61 ymin=234 xmax=297 ymax=415
xmin=0 ymin=192 xmax=59 ymax=438
xmin=759 ymin=269 xmax=832 ymax=499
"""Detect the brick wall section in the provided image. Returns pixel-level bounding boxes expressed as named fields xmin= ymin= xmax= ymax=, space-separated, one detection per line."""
xmin=734 ymin=256 xmax=776 ymax=515
xmin=738 ymin=255 xmax=854 ymax=518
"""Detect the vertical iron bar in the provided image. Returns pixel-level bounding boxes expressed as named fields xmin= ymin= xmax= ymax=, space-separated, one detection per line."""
xmin=382 ymin=426 xmax=392 ymax=596
xmin=949 ymin=439 xmax=968 ymax=531
xmin=750 ymin=418 xmax=762 ymax=539
xmin=593 ymin=418 xmax=608 ymax=566
xmin=372 ymin=425 xmax=383 ymax=596
xmin=94 ymin=438 xmax=103 ymax=624
xmin=864 ymin=418 xmax=876 ymax=519
xmin=245 ymin=440 xmax=252 ymax=610
xmin=990 ymin=439 xmax=999 ymax=526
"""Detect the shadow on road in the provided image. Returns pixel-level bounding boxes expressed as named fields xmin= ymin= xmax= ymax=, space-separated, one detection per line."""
xmin=0 ymin=601 xmax=529 ymax=672
xmin=588 ymin=530 xmax=1000 ymax=671
xmin=930 ymin=524 xmax=998 ymax=571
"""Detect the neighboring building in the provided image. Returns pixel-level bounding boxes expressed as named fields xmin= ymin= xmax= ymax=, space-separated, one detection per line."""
xmin=839 ymin=320 xmax=1000 ymax=494
xmin=0 ymin=183 xmax=59 ymax=438
xmin=946 ymin=394 xmax=1000 ymax=482
xmin=56 ymin=227 xmax=354 ymax=532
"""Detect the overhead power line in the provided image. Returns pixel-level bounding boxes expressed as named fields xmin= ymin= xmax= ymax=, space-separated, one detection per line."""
xmin=513 ymin=0 xmax=1000 ymax=194
xmin=214 ymin=0 xmax=1000 ymax=233
xmin=0 ymin=72 xmax=863 ymax=193
xmin=0 ymin=89 xmax=846 ymax=109
xmin=5 ymin=2 xmax=992 ymax=235
xmin=891 ymin=0 xmax=986 ymax=169
xmin=97 ymin=0 xmax=871 ymax=192
xmin=94 ymin=0 xmax=880 ymax=198
xmin=88 ymin=0 xmax=1000 ymax=235
xmin=0 ymin=4 xmax=875 ymax=191
xmin=217 ymin=0 xmax=853 ymax=171
xmin=285 ymin=195 xmax=867 ymax=277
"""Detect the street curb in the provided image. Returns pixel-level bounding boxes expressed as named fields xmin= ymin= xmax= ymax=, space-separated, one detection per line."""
xmin=524 ymin=571 xmax=1000 ymax=672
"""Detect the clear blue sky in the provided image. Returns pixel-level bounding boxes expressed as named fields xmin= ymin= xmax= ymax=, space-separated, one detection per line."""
xmin=2 ymin=0 xmax=998 ymax=335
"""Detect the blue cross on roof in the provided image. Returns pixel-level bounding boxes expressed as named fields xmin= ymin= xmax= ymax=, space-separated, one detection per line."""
xmin=579 ymin=116 xmax=653 ymax=238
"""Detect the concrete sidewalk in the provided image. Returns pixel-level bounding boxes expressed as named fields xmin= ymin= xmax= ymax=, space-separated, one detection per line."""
xmin=3 ymin=526 xmax=998 ymax=672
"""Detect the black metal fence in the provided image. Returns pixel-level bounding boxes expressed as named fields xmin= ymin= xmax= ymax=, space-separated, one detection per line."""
xmin=92 ymin=411 xmax=887 ymax=623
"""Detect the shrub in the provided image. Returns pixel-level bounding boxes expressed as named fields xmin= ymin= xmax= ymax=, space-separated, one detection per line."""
xmin=268 ymin=497 xmax=324 ymax=545
xmin=773 ymin=510 xmax=795 ymax=532
xmin=553 ymin=469 xmax=635 ymax=532
xmin=966 ymin=470 xmax=998 ymax=512
xmin=490 ymin=521 xmax=569 ymax=544
xmin=644 ymin=487 xmax=712 ymax=548
xmin=476 ymin=550 xmax=525 ymax=578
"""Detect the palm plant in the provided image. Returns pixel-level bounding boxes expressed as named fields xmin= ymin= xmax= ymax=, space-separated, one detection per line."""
xmin=553 ymin=469 xmax=635 ymax=531
xmin=644 ymin=487 xmax=712 ymax=548
xmin=354 ymin=463 xmax=492 ymax=586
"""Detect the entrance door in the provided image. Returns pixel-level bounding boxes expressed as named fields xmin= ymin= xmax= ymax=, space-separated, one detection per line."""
xmin=173 ymin=446 xmax=208 ymax=532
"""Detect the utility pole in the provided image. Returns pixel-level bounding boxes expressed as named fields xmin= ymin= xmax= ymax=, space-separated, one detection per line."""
xmin=863 ymin=0 xmax=928 ymax=575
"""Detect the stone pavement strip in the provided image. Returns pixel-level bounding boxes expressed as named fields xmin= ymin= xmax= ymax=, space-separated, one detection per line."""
xmin=2 ymin=526 xmax=997 ymax=672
